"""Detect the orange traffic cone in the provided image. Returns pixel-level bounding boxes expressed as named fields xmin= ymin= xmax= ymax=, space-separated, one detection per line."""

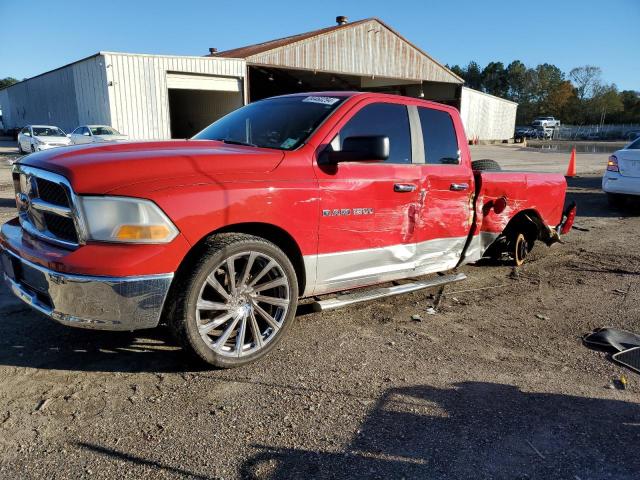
xmin=566 ymin=147 xmax=577 ymax=177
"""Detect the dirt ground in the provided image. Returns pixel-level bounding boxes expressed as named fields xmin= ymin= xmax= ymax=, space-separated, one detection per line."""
xmin=0 ymin=145 xmax=639 ymax=479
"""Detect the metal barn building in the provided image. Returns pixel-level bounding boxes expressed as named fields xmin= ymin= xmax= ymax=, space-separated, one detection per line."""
xmin=0 ymin=52 xmax=245 ymax=140
xmin=459 ymin=87 xmax=518 ymax=142
xmin=0 ymin=17 xmax=516 ymax=141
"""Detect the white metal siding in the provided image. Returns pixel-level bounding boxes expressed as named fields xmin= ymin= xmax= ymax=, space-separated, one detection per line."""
xmin=104 ymin=53 xmax=245 ymax=140
xmin=459 ymin=87 xmax=518 ymax=141
xmin=0 ymin=56 xmax=109 ymax=132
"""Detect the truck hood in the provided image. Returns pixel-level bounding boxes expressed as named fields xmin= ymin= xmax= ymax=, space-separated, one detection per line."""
xmin=18 ymin=140 xmax=285 ymax=194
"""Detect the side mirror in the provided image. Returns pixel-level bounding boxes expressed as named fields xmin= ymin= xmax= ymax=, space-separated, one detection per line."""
xmin=322 ymin=135 xmax=389 ymax=164
xmin=24 ymin=132 xmax=31 ymax=137
xmin=66 ymin=134 xmax=71 ymax=138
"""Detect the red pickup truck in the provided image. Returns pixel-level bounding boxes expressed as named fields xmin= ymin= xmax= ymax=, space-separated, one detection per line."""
xmin=1 ymin=92 xmax=575 ymax=367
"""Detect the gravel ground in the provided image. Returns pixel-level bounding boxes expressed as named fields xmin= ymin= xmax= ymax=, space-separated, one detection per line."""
xmin=0 ymin=146 xmax=639 ymax=479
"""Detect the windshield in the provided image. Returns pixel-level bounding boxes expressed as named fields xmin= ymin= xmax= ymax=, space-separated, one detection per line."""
xmin=194 ymin=95 xmax=346 ymax=150
xmin=32 ymin=127 xmax=65 ymax=137
xmin=90 ymin=126 xmax=121 ymax=135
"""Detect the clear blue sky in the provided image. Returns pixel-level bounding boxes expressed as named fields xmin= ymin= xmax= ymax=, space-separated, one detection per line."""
xmin=0 ymin=0 xmax=638 ymax=91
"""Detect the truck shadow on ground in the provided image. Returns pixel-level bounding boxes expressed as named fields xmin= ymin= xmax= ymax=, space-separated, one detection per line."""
xmin=0 ymin=290 xmax=198 ymax=372
xmin=75 ymin=381 xmax=640 ymax=480
xmin=0 ymin=288 xmax=318 ymax=373
xmin=238 ymin=382 xmax=640 ymax=480
xmin=565 ymin=176 xmax=640 ymax=218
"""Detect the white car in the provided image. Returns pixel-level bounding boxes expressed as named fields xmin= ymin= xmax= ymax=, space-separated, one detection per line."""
xmin=532 ymin=116 xmax=561 ymax=128
xmin=69 ymin=125 xmax=128 ymax=144
xmin=602 ymin=137 xmax=640 ymax=206
xmin=17 ymin=125 xmax=72 ymax=153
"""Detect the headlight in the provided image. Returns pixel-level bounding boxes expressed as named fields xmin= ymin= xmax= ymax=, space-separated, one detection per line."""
xmin=78 ymin=196 xmax=178 ymax=243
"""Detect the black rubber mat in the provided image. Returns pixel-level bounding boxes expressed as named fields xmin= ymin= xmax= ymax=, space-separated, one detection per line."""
xmin=613 ymin=347 xmax=640 ymax=374
xmin=582 ymin=328 xmax=640 ymax=352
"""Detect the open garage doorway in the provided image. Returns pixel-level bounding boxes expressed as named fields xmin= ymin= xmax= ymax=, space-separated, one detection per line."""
xmin=246 ymin=66 xmax=460 ymax=106
xmin=167 ymin=73 xmax=244 ymax=139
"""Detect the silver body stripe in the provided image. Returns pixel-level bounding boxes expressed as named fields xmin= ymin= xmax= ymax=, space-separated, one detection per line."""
xmin=303 ymin=236 xmax=469 ymax=297
xmin=458 ymin=232 xmax=501 ymax=266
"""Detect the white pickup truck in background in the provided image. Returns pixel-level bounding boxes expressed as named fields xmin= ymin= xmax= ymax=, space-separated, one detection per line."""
xmin=532 ymin=116 xmax=561 ymax=128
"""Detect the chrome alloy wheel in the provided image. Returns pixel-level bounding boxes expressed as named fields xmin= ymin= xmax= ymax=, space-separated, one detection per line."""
xmin=195 ymin=251 xmax=291 ymax=357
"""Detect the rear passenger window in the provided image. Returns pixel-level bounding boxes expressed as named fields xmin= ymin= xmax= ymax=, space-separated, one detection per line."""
xmin=419 ymin=107 xmax=459 ymax=165
xmin=335 ymin=103 xmax=412 ymax=164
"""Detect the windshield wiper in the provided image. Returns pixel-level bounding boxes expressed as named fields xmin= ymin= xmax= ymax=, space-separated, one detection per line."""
xmin=214 ymin=138 xmax=258 ymax=147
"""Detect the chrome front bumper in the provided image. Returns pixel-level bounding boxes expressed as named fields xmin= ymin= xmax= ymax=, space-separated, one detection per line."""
xmin=1 ymin=247 xmax=173 ymax=331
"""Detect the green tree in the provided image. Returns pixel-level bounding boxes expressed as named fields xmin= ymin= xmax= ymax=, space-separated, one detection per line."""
xmin=588 ymin=84 xmax=624 ymax=124
xmin=481 ymin=61 xmax=509 ymax=98
xmin=447 ymin=64 xmax=466 ymax=80
xmin=464 ymin=61 xmax=483 ymax=90
xmin=614 ymin=90 xmax=640 ymax=123
xmin=0 ymin=77 xmax=18 ymax=89
xmin=505 ymin=60 xmax=532 ymax=103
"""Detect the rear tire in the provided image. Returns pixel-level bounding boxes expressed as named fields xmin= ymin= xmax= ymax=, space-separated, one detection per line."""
xmin=168 ymin=233 xmax=299 ymax=368
xmin=472 ymin=159 xmax=502 ymax=172
xmin=607 ymin=193 xmax=626 ymax=208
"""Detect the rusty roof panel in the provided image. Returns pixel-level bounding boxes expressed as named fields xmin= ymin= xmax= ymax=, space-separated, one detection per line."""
xmin=213 ymin=18 xmax=462 ymax=84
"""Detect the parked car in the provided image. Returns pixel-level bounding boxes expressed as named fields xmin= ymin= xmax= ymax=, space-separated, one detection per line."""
xmin=602 ymin=136 xmax=640 ymax=206
xmin=533 ymin=126 xmax=553 ymax=139
xmin=17 ymin=125 xmax=72 ymax=153
xmin=514 ymin=126 xmax=535 ymax=142
xmin=69 ymin=125 xmax=128 ymax=144
xmin=0 ymin=92 xmax=575 ymax=367
xmin=584 ymin=131 xmax=604 ymax=141
xmin=532 ymin=116 xmax=561 ymax=128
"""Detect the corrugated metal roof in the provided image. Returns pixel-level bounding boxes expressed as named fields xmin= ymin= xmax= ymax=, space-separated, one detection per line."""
xmin=211 ymin=18 xmax=463 ymax=84
xmin=212 ymin=19 xmax=372 ymax=59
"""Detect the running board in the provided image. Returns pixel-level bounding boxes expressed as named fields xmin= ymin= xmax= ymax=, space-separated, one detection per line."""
xmin=311 ymin=272 xmax=467 ymax=312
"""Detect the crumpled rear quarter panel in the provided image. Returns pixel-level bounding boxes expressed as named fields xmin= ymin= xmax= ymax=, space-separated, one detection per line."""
xmin=475 ymin=171 xmax=567 ymax=234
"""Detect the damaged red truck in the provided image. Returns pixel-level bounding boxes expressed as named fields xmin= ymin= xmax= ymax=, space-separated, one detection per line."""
xmin=0 ymin=92 xmax=576 ymax=367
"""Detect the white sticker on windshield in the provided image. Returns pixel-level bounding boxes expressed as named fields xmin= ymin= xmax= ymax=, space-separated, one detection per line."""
xmin=280 ymin=138 xmax=297 ymax=149
xmin=302 ymin=96 xmax=340 ymax=105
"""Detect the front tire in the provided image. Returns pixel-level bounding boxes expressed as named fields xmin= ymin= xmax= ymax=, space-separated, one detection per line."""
xmin=169 ymin=233 xmax=299 ymax=368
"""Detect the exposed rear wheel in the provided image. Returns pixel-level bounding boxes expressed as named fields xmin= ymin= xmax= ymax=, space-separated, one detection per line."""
xmin=169 ymin=233 xmax=298 ymax=368
xmin=512 ymin=233 xmax=528 ymax=266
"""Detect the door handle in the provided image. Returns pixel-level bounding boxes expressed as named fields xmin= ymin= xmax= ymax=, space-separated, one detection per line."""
xmin=394 ymin=183 xmax=417 ymax=193
xmin=450 ymin=183 xmax=469 ymax=191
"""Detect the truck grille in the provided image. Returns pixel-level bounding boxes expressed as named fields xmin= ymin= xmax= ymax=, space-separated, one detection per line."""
xmin=36 ymin=177 xmax=70 ymax=207
xmin=12 ymin=165 xmax=83 ymax=248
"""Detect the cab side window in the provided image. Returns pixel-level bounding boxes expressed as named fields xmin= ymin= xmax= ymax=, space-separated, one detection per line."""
xmin=418 ymin=107 xmax=459 ymax=165
xmin=335 ymin=103 xmax=412 ymax=164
